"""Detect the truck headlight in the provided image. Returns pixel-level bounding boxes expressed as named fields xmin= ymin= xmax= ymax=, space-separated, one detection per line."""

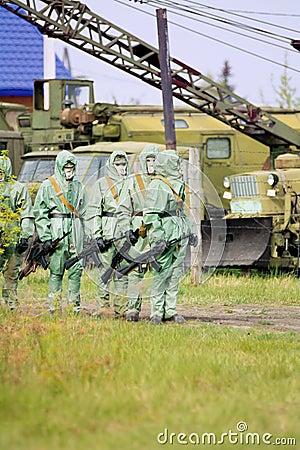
xmin=267 ymin=173 xmax=279 ymax=186
xmin=223 ymin=176 xmax=230 ymax=189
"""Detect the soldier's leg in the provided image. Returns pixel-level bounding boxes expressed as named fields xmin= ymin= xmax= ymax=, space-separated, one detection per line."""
xmin=126 ymin=269 xmax=145 ymax=321
xmin=164 ymin=242 xmax=188 ymax=321
xmin=2 ymin=249 xmax=21 ymax=311
xmin=48 ymin=272 xmax=63 ymax=314
xmin=113 ymin=272 xmax=128 ymax=318
xmin=96 ymin=247 xmax=115 ymax=311
xmin=125 ymin=236 xmax=148 ymax=320
xmin=149 ymin=247 xmax=174 ymax=320
xmin=67 ymin=261 xmax=83 ymax=313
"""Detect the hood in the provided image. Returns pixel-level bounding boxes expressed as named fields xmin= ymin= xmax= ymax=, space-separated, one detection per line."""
xmin=154 ymin=149 xmax=182 ymax=179
xmin=0 ymin=156 xmax=12 ymax=180
xmin=54 ymin=150 xmax=77 ymax=185
xmin=106 ymin=150 xmax=129 ymax=181
xmin=139 ymin=144 xmax=160 ymax=174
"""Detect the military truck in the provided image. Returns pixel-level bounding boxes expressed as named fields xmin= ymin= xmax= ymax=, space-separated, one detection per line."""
xmin=201 ymin=152 xmax=300 ymax=270
xmin=18 ymin=141 xmax=168 ymax=198
xmin=14 ymin=79 xmax=275 ymax=211
xmin=5 ymin=0 xmax=300 ymax=271
xmin=0 ymin=102 xmax=27 ymax=174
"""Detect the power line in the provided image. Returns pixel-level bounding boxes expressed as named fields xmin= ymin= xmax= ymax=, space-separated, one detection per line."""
xmin=114 ymin=0 xmax=300 ymax=75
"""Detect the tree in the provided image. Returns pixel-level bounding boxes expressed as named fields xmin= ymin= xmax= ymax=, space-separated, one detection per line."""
xmin=218 ymin=60 xmax=235 ymax=92
xmin=271 ymin=53 xmax=300 ymax=108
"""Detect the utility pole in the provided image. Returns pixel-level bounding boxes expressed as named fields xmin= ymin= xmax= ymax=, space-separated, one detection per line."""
xmin=156 ymin=8 xmax=176 ymax=150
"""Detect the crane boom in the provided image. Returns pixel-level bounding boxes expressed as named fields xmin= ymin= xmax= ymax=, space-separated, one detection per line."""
xmin=2 ymin=0 xmax=300 ymax=150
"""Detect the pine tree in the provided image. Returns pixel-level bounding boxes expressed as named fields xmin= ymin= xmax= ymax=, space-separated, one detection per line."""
xmin=271 ymin=53 xmax=300 ymax=108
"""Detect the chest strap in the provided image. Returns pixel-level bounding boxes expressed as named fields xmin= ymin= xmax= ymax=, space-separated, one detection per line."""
xmin=106 ymin=176 xmax=119 ymax=202
xmin=153 ymin=176 xmax=183 ymax=210
xmin=135 ymin=173 xmax=146 ymax=198
xmin=48 ymin=176 xmax=80 ymax=218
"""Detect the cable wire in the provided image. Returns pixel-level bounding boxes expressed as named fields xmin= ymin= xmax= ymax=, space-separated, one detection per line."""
xmin=114 ymin=0 xmax=300 ymax=75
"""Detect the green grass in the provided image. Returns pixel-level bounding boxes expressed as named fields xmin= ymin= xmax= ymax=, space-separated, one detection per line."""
xmin=0 ymin=270 xmax=299 ymax=449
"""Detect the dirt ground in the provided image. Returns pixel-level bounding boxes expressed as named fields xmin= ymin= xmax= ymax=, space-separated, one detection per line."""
xmin=139 ymin=304 xmax=300 ymax=333
xmin=9 ymin=302 xmax=300 ymax=333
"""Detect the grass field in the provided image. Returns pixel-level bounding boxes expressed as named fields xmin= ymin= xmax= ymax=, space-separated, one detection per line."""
xmin=0 ymin=269 xmax=299 ymax=449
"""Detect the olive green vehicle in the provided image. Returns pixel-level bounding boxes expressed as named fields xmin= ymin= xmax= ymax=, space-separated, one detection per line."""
xmin=203 ymin=152 xmax=300 ymax=270
xmin=0 ymin=102 xmax=27 ymax=174
xmin=5 ymin=1 xmax=300 ymax=271
xmin=18 ymin=141 xmax=167 ymax=199
xmin=14 ymin=78 xmax=284 ymax=210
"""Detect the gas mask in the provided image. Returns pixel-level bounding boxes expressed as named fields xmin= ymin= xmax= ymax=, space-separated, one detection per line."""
xmin=63 ymin=162 xmax=76 ymax=181
xmin=146 ymin=155 xmax=156 ymax=175
xmin=113 ymin=157 xmax=127 ymax=177
xmin=0 ymin=170 xmax=5 ymax=182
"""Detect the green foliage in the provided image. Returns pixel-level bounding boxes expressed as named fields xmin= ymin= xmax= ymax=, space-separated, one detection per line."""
xmin=0 ymin=151 xmax=21 ymax=254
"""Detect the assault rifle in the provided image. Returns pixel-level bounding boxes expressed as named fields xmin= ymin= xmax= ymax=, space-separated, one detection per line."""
xmin=100 ymin=228 xmax=142 ymax=283
xmin=115 ymin=233 xmax=194 ymax=279
xmin=64 ymin=234 xmax=126 ymax=270
xmin=115 ymin=241 xmax=164 ymax=278
xmin=18 ymin=231 xmax=70 ymax=280
xmin=101 ymin=238 xmax=134 ymax=284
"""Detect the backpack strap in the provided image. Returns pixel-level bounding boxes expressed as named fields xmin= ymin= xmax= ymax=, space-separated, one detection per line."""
xmin=153 ymin=176 xmax=183 ymax=210
xmin=106 ymin=176 xmax=119 ymax=202
xmin=48 ymin=176 xmax=80 ymax=218
xmin=135 ymin=173 xmax=146 ymax=197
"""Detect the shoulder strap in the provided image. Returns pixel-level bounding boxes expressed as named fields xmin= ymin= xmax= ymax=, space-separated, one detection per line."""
xmin=106 ymin=176 xmax=119 ymax=202
xmin=48 ymin=176 xmax=80 ymax=217
xmin=153 ymin=176 xmax=183 ymax=209
xmin=135 ymin=173 xmax=146 ymax=197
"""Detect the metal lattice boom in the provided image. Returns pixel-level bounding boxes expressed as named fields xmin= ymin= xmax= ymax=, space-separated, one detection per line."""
xmin=2 ymin=0 xmax=300 ymax=148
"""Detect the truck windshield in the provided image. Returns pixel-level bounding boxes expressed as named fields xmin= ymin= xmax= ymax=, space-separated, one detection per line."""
xmin=18 ymin=158 xmax=56 ymax=183
xmin=76 ymin=155 xmax=108 ymax=185
xmin=18 ymin=155 xmax=109 ymax=185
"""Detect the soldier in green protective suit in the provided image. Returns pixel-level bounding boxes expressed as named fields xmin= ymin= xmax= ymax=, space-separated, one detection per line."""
xmin=0 ymin=155 xmax=34 ymax=310
xmin=116 ymin=144 xmax=160 ymax=322
xmin=143 ymin=150 xmax=198 ymax=325
xmin=85 ymin=151 xmax=130 ymax=318
xmin=33 ymin=150 xmax=88 ymax=314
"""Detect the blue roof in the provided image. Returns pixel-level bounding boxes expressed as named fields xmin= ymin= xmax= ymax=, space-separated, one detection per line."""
xmin=0 ymin=7 xmax=72 ymax=96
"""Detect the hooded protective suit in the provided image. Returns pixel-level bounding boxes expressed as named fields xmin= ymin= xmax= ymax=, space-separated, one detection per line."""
xmin=85 ymin=151 xmax=129 ymax=316
xmin=0 ymin=156 xmax=34 ymax=309
xmin=143 ymin=150 xmax=195 ymax=322
xmin=33 ymin=150 xmax=88 ymax=313
xmin=116 ymin=144 xmax=160 ymax=320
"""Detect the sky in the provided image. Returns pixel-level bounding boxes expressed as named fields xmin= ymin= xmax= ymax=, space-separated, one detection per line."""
xmin=54 ymin=0 xmax=300 ymax=107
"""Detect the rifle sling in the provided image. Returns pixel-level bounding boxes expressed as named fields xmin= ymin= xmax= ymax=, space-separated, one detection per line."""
xmin=48 ymin=176 xmax=80 ymax=218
